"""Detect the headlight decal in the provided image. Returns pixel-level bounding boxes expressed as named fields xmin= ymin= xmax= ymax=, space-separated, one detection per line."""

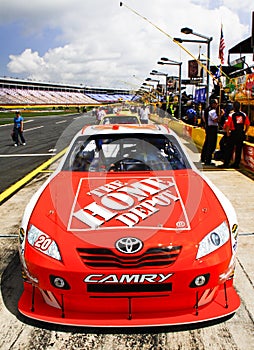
xmin=27 ymin=225 xmax=61 ymax=261
xmin=232 ymin=224 xmax=238 ymax=239
xmin=19 ymin=228 xmax=26 ymax=256
xmin=196 ymin=221 xmax=230 ymax=259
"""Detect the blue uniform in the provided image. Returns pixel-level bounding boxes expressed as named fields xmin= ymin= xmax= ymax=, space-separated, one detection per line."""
xmin=14 ymin=115 xmax=24 ymax=128
xmin=13 ymin=113 xmax=26 ymax=146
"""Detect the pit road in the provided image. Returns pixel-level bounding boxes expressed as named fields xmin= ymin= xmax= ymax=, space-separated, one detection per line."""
xmin=0 ymin=135 xmax=253 ymax=350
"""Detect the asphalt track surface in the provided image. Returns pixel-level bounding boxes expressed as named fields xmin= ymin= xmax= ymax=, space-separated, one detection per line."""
xmin=0 ymin=119 xmax=253 ymax=349
xmin=0 ymin=112 xmax=96 ymax=194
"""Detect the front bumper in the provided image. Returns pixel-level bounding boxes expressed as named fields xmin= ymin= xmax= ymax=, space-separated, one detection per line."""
xmin=18 ymin=280 xmax=240 ymax=327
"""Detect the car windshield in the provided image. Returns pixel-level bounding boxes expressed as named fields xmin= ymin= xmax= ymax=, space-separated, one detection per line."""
xmin=62 ymin=133 xmax=190 ymax=172
xmin=100 ymin=116 xmax=140 ymax=125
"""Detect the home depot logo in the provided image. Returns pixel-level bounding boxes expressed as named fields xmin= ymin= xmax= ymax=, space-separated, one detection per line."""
xmin=68 ymin=177 xmax=190 ymax=231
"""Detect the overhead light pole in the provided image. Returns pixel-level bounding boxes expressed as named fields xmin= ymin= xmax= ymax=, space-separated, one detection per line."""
xmin=145 ymin=77 xmax=160 ymax=84
xmin=141 ymin=82 xmax=154 ymax=93
xmin=150 ymin=70 xmax=168 ymax=101
xmin=142 ymin=82 xmax=154 ymax=88
xmin=145 ymin=78 xmax=161 ymax=99
xmin=174 ymin=27 xmax=212 ymax=108
xmin=158 ymin=58 xmax=182 ymax=119
xmin=141 ymin=83 xmax=158 ymax=102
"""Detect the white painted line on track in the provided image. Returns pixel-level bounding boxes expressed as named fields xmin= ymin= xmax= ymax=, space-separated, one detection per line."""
xmin=55 ymin=120 xmax=67 ymax=124
xmin=24 ymin=125 xmax=44 ymax=132
xmin=0 ymin=119 xmax=34 ymax=127
xmin=0 ymin=153 xmax=56 ymax=157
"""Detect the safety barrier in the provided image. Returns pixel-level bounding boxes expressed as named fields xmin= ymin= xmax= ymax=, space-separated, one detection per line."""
xmin=150 ymin=114 xmax=254 ymax=174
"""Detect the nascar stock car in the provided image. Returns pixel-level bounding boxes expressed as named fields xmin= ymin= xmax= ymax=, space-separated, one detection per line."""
xmin=99 ymin=113 xmax=141 ymax=125
xmin=18 ymin=123 xmax=240 ymax=327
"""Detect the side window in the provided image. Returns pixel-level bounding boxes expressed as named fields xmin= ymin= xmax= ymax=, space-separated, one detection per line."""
xmin=71 ymin=140 xmax=96 ymax=171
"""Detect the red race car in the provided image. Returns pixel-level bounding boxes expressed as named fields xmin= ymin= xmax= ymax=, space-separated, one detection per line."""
xmin=18 ymin=123 xmax=240 ymax=326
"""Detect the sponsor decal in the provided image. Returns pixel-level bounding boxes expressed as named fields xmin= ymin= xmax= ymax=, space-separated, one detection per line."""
xmin=233 ymin=241 xmax=238 ymax=252
xmin=232 ymin=224 xmax=237 ymax=233
xmin=68 ymin=176 xmax=190 ymax=231
xmin=243 ymin=144 xmax=254 ymax=171
xmin=232 ymin=224 xmax=238 ymax=235
xmin=84 ymin=273 xmax=173 ymax=284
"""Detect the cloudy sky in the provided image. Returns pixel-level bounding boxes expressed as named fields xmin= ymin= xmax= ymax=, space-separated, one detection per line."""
xmin=0 ymin=0 xmax=253 ymax=90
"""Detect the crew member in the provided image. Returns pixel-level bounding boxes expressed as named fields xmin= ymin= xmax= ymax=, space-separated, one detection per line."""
xmin=221 ymin=101 xmax=250 ymax=169
xmin=202 ymin=99 xmax=224 ymax=165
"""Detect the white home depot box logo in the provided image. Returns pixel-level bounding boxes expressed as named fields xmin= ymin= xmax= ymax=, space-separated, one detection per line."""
xmin=68 ymin=176 xmax=190 ymax=231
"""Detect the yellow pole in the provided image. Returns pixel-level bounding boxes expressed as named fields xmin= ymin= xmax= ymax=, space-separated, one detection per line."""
xmin=120 ymin=2 xmax=218 ymax=83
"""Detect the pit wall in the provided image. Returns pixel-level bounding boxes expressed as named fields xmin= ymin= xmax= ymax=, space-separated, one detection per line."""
xmin=150 ymin=114 xmax=254 ymax=174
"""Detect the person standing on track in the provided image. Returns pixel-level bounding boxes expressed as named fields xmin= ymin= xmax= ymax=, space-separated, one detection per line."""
xmin=201 ymin=99 xmax=224 ymax=165
xmin=139 ymin=105 xmax=150 ymax=124
xmin=96 ymin=107 xmax=106 ymax=124
xmin=200 ymin=99 xmax=217 ymax=164
xmin=13 ymin=110 xmax=26 ymax=146
xmin=219 ymin=100 xmax=250 ymax=169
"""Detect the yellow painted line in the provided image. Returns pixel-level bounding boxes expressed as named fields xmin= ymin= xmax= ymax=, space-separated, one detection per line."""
xmin=0 ymin=148 xmax=67 ymax=204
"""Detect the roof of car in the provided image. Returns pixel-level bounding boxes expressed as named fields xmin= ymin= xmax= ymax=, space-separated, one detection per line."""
xmin=99 ymin=114 xmax=141 ymax=125
xmin=81 ymin=123 xmax=171 ymax=136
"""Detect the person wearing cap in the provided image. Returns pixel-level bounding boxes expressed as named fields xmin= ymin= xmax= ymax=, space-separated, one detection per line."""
xmin=13 ymin=110 xmax=26 ymax=146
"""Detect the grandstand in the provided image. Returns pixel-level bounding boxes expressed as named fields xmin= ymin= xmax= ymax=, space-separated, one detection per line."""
xmin=0 ymin=77 xmax=137 ymax=108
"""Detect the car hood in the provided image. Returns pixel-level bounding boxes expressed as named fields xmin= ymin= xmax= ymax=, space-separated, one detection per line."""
xmin=28 ymin=170 xmax=227 ymax=239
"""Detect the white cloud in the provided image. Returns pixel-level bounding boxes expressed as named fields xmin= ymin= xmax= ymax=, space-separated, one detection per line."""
xmin=3 ymin=0 xmax=254 ymax=88
xmin=222 ymin=0 xmax=253 ymax=13
xmin=8 ymin=49 xmax=46 ymax=74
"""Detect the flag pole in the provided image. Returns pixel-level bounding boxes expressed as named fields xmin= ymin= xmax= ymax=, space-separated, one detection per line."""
xmin=218 ymin=24 xmax=226 ymax=118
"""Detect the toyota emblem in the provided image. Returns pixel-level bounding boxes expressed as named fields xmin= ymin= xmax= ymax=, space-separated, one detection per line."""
xmin=115 ymin=237 xmax=143 ymax=254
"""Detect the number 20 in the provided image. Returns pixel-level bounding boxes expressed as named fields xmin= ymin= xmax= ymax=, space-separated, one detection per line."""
xmin=34 ymin=235 xmax=52 ymax=251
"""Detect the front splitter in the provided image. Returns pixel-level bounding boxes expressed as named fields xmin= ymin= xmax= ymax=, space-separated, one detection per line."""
xmin=18 ymin=284 xmax=240 ymax=327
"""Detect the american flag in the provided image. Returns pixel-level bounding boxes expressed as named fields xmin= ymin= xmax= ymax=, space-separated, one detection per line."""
xmin=218 ymin=25 xmax=225 ymax=64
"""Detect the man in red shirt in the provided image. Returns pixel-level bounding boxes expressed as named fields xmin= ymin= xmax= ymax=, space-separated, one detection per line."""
xmin=221 ymin=101 xmax=250 ymax=168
